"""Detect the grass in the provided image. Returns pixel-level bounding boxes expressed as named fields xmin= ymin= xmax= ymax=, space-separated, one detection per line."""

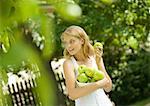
xmin=130 ymin=98 xmax=150 ymax=106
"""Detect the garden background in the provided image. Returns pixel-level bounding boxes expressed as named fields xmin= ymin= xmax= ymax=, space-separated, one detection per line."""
xmin=0 ymin=0 xmax=150 ymax=106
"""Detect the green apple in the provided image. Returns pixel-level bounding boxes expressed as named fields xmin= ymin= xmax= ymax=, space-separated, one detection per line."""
xmin=91 ymin=78 xmax=96 ymax=82
xmin=101 ymin=0 xmax=113 ymax=5
xmin=87 ymin=77 xmax=92 ymax=83
xmin=93 ymin=70 xmax=104 ymax=81
xmin=77 ymin=73 xmax=88 ymax=83
xmin=94 ymin=42 xmax=103 ymax=49
xmin=85 ymin=67 xmax=95 ymax=77
xmin=78 ymin=65 xmax=86 ymax=74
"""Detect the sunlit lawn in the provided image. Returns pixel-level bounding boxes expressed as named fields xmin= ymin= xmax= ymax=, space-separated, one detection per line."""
xmin=130 ymin=98 xmax=150 ymax=106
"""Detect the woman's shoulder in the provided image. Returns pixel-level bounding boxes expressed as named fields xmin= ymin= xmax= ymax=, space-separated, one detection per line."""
xmin=63 ymin=58 xmax=73 ymax=67
xmin=63 ymin=58 xmax=75 ymax=74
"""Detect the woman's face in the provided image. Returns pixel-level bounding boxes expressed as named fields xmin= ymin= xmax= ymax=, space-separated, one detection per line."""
xmin=62 ymin=34 xmax=83 ymax=55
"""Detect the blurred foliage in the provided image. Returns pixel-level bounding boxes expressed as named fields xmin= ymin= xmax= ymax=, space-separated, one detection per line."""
xmin=52 ymin=0 xmax=150 ymax=105
xmin=0 ymin=0 xmax=57 ymax=105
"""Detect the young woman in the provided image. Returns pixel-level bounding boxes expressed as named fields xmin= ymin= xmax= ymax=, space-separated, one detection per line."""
xmin=61 ymin=25 xmax=113 ymax=106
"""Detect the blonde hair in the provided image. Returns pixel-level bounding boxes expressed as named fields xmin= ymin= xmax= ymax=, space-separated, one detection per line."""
xmin=61 ymin=25 xmax=94 ymax=58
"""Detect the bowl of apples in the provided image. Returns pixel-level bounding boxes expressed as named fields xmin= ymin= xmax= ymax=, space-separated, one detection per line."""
xmin=76 ymin=65 xmax=105 ymax=87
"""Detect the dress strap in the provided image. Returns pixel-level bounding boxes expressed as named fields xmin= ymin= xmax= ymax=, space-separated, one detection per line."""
xmin=70 ymin=56 xmax=79 ymax=77
xmin=89 ymin=56 xmax=99 ymax=70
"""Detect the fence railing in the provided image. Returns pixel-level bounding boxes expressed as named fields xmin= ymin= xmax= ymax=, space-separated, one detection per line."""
xmin=0 ymin=72 xmax=41 ymax=106
xmin=7 ymin=78 xmax=40 ymax=106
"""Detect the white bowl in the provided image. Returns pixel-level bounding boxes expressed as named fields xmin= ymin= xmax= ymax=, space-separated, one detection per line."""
xmin=76 ymin=81 xmax=93 ymax=87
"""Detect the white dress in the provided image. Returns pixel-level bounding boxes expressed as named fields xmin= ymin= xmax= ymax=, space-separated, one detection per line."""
xmin=71 ymin=56 xmax=113 ymax=106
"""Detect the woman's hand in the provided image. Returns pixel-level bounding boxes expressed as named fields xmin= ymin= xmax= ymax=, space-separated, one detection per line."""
xmin=103 ymin=80 xmax=112 ymax=92
xmin=95 ymin=77 xmax=109 ymax=88
xmin=94 ymin=46 xmax=103 ymax=62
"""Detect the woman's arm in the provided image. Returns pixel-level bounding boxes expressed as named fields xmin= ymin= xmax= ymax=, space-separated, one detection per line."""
xmin=63 ymin=59 xmax=109 ymax=100
xmin=94 ymin=47 xmax=112 ymax=92
xmin=96 ymin=57 xmax=112 ymax=92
